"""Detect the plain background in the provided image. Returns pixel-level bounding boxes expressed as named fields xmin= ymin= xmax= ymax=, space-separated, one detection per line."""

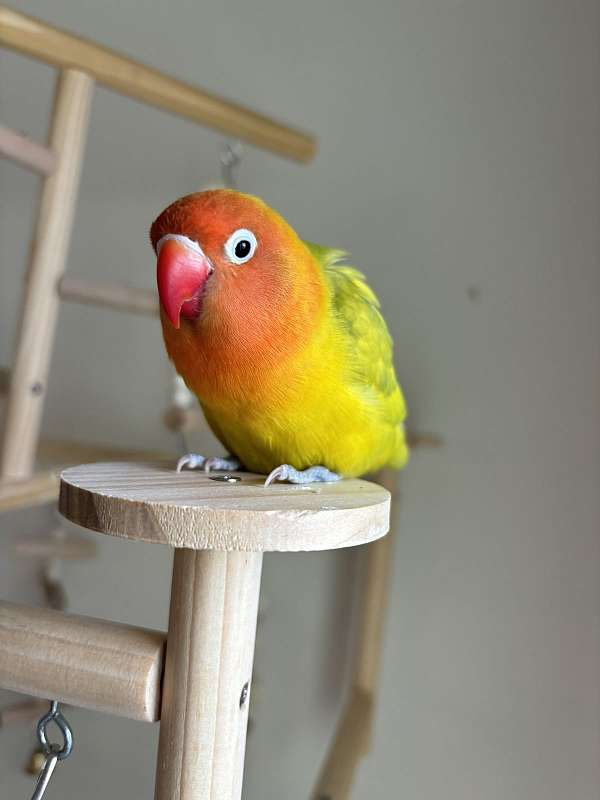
xmin=1 ymin=1 xmax=599 ymax=798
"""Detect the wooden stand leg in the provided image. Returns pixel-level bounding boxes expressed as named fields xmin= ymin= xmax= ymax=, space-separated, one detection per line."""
xmin=155 ymin=548 xmax=263 ymax=800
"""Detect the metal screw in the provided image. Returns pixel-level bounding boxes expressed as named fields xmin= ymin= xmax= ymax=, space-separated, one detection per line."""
xmin=220 ymin=141 xmax=243 ymax=189
xmin=31 ymin=382 xmax=43 ymax=395
xmin=209 ymin=474 xmax=241 ymax=483
xmin=239 ymin=682 xmax=249 ymax=708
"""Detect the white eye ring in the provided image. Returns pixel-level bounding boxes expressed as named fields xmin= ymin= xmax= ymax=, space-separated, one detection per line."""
xmin=224 ymin=228 xmax=257 ymax=265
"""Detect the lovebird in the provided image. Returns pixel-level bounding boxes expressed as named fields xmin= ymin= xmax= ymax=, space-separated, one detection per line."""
xmin=150 ymin=189 xmax=408 ymax=485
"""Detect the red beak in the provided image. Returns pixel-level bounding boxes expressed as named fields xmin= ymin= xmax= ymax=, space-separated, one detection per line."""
xmin=156 ymin=236 xmax=213 ymax=328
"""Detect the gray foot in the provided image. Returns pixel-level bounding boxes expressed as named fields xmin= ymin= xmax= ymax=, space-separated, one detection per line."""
xmin=203 ymin=456 xmax=241 ymax=473
xmin=176 ymin=453 xmax=240 ymax=473
xmin=264 ymin=464 xmax=341 ymax=487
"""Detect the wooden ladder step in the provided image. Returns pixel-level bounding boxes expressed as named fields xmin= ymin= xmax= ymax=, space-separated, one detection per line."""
xmin=0 ymin=473 xmax=59 ymax=513
xmin=0 ymin=438 xmax=169 ymax=513
xmin=0 ymin=123 xmax=56 ymax=174
xmin=59 ymin=276 xmax=158 ymax=315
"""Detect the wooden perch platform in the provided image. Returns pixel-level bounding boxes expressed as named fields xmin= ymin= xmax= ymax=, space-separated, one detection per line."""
xmin=59 ymin=461 xmax=390 ymax=552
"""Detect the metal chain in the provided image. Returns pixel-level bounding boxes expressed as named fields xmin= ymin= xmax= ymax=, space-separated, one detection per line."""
xmin=29 ymin=701 xmax=73 ymax=800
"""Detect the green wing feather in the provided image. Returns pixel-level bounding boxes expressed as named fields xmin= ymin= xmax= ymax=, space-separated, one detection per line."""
xmin=304 ymin=242 xmax=408 ymax=467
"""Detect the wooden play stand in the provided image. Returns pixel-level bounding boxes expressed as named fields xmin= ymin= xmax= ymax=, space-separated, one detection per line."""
xmin=0 ymin=10 xmax=407 ymax=796
xmin=30 ymin=461 xmax=389 ymax=799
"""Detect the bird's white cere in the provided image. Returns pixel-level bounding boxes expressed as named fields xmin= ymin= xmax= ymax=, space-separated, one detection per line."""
xmin=224 ymin=229 xmax=258 ymax=265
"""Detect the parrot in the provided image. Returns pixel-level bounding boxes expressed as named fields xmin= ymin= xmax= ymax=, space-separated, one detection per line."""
xmin=150 ymin=189 xmax=408 ymax=485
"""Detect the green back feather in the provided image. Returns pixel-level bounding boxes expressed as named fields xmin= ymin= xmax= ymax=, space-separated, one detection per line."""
xmin=304 ymin=242 xmax=407 ymax=453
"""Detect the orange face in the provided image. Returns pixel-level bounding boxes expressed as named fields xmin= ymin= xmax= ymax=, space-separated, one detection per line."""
xmin=151 ymin=190 xmax=316 ymax=327
xmin=150 ymin=189 xmax=326 ymax=402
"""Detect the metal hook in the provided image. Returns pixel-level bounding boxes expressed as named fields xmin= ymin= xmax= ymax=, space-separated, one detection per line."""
xmin=219 ymin=141 xmax=243 ymax=189
xmin=29 ymin=701 xmax=74 ymax=800
xmin=37 ymin=701 xmax=73 ymax=761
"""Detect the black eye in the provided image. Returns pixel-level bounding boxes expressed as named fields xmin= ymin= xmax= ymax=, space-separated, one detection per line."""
xmin=235 ymin=240 xmax=251 ymax=259
xmin=224 ymin=228 xmax=258 ymax=265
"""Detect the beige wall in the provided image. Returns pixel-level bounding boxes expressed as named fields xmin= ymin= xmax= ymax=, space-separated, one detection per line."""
xmin=1 ymin=1 xmax=599 ymax=798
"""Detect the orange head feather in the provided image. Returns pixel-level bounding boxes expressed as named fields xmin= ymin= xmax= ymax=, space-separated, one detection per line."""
xmin=150 ymin=189 xmax=326 ymax=404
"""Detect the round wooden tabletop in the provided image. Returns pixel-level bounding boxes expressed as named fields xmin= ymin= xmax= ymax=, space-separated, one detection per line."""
xmin=59 ymin=461 xmax=391 ymax=552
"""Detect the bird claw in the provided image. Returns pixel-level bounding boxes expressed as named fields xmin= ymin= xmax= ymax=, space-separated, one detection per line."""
xmin=176 ymin=453 xmax=207 ymax=472
xmin=264 ymin=464 xmax=341 ymax=487
xmin=176 ymin=453 xmax=241 ymax=474
xmin=204 ymin=456 xmax=241 ymax=473
xmin=264 ymin=465 xmax=291 ymax=486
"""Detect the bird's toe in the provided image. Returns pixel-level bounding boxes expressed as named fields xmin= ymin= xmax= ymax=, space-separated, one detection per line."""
xmin=264 ymin=465 xmax=291 ymax=486
xmin=204 ymin=456 xmax=241 ymax=473
xmin=176 ymin=453 xmax=207 ymax=472
xmin=264 ymin=464 xmax=341 ymax=486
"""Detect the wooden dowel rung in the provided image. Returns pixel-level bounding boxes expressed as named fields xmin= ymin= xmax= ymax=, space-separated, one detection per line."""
xmin=163 ymin=405 xmax=204 ymax=433
xmin=0 ymin=365 xmax=9 ymax=394
xmin=0 ymin=123 xmax=56 ymax=174
xmin=15 ymin=532 xmax=97 ymax=560
xmin=0 ymin=7 xmax=316 ymax=163
xmin=59 ymin=276 xmax=158 ymax=315
xmin=0 ymin=601 xmax=165 ymax=722
xmin=405 ymin=430 xmax=444 ymax=448
xmin=0 ymin=473 xmax=59 ymax=513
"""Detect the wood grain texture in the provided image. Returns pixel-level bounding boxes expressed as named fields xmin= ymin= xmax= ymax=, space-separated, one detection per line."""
xmin=59 ymin=461 xmax=390 ymax=552
xmin=0 ymin=123 xmax=56 ymax=174
xmin=0 ymin=68 xmax=93 ymax=480
xmin=0 ymin=601 xmax=165 ymax=721
xmin=0 ymin=6 xmax=316 ymax=163
xmin=155 ymin=549 xmax=262 ymax=800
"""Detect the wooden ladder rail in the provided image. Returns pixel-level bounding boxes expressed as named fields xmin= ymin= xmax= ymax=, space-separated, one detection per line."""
xmin=1 ymin=68 xmax=93 ymax=480
xmin=312 ymin=470 xmax=398 ymax=800
xmin=0 ymin=7 xmax=315 ymax=163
